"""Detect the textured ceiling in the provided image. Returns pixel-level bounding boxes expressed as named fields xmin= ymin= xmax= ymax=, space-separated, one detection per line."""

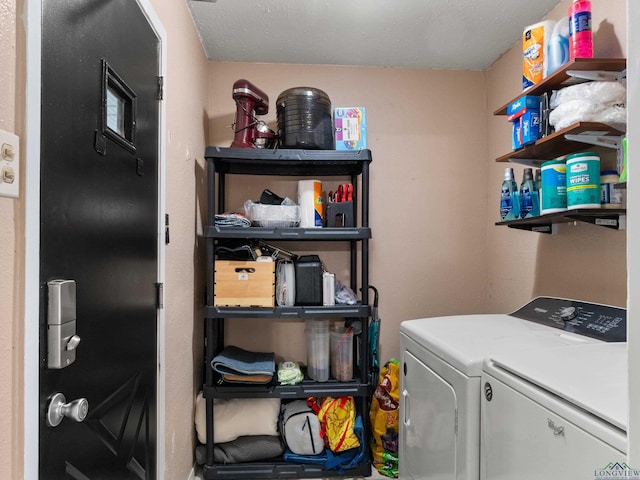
xmin=187 ymin=0 xmax=562 ymax=69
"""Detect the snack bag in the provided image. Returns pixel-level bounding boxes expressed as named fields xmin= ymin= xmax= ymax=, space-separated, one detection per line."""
xmin=316 ymin=396 xmax=360 ymax=453
xmin=369 ymin=358 xmax=400 ymax=477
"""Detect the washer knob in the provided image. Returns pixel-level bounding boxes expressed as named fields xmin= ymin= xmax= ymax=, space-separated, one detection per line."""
xmin=560 ymin=306 xmax=578 ymax=322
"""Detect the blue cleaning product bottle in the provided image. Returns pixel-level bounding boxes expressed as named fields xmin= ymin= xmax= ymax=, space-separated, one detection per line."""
xmin=500 ymin=168 xmax=520 ymax=220
xmin=520 ymin=168 xmax=540 ymax=218
xmin=546 ymin=17 xmax=570 ymax=76
xmin=535 ymin=168 xmax=542 ymax=211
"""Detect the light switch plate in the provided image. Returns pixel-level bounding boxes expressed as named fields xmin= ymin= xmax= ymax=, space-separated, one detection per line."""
xmin=0 ymin=129 xmax=19 ymax=198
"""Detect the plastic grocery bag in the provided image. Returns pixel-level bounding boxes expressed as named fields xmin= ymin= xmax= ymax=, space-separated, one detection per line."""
xmin=369 ymin=358 xmax=400 ymax=477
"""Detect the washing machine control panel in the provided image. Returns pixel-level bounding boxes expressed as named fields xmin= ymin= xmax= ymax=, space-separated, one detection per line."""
xmin=510 ymin=296 xmax=626 ymax=342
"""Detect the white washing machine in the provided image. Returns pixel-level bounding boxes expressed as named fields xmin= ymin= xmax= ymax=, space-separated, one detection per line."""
xmin=482 ymin=342 xmax=627 ymax=480
xmin=398 ymin=297 xmax=626 ymax=480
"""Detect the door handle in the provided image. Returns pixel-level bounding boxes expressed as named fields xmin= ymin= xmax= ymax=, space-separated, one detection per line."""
xmin=547 ymin=418 xmax=565 ymax=436
xmin=402 ymin=389 xmax=410 ymax=426
xmin=46 ymin=393 xmax=89 ymax=427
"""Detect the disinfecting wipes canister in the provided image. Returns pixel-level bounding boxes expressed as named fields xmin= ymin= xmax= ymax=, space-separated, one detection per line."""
xmin=541 ymin=159 xmax=567 ymax=214
xmin=566 ymin=152 xmax=601 ymax=209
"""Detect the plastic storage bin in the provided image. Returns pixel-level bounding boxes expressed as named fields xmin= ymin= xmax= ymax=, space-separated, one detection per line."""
xmin=305 ymin=319 xmax=329 ymax=382
xmin=330 ymin=326 xmax=353 ymax=381
xmin=244 ymin=201 xmax=300 ymax=228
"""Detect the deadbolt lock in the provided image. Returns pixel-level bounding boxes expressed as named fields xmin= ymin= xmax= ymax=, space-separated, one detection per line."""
xmin=47 ymin=280 xmax=80 ymax=369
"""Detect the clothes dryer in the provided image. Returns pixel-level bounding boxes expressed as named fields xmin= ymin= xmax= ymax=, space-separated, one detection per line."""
xmin=398 ymin=297 xmax=626 ymax=480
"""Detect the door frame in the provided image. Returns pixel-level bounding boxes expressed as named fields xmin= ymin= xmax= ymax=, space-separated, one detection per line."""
xmin=23 ymin=1 xmax=167 ymax=478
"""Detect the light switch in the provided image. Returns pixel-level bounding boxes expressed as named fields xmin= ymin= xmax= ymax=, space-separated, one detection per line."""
xmin=0 ymin=129 xmax=19 ymax=198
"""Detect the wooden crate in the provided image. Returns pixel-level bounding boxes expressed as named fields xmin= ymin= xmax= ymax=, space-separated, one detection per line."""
xmin=214 ymin=260 xmax=275 ymax=307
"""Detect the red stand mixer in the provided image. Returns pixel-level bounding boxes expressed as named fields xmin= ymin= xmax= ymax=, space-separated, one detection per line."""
xmin=231 ymin=79 xmax=276 ymax=148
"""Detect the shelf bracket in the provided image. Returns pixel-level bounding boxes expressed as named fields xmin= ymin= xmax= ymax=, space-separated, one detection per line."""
xmin=564 ymin=133 xmax=624 ymax=169
xmin=507 ymin=223 xmax=555 ymax=234
xmin=566 ymin=69 xmax=627 ymax=83
xmin=564 ymin=214 xmax=625 ymax=230
xmin=507 ymin=158 xmax=544 ymax=168
xmin=564 ymin=134 xmax=621 ymax=150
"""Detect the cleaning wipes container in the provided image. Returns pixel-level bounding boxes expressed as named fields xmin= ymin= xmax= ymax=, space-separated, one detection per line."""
xmin=566 ymin=152 xmax=601 ymax=209
xmin=541 ymin=160 xmax=567 ymax=214
xmin=600 ymin=170 xmax=624 ymax=208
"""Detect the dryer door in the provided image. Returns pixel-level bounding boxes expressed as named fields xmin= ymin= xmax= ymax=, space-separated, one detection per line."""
xmin=401 ymin=350 xmax=457 ymax=480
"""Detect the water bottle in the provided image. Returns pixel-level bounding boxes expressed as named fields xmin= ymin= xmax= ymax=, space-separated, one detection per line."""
xmin=520 ymin=168 xmax=540 ymax=218
xmin=500 ymin=168 xmax=520 ymax=220
xmin=568 ymin=0 xmax=593 ymax=59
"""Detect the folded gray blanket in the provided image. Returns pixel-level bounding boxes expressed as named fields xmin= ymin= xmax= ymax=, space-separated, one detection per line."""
xmin=211 ymin=346 xmax=275 ymax=384
xmin=195 ymin=436 xmax=285 ymax=465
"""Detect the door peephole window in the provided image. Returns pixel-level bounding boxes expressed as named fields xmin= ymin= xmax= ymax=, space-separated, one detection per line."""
xmin=101 ymin=60 xmax=137 ymax=153
xmin=107 ymin=88 xmax=126 ymax=137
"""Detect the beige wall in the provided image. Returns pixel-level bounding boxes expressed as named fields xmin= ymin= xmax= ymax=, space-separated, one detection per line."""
xmin=486 ymin=0 xmax=627 ymax=313
xmin=208 ymin=64 xmax=490 ymax=364
xmin=0 ymin=0 xmax=22 ymax=477
xmin=147 ymin=1 xmax=210 ymax=478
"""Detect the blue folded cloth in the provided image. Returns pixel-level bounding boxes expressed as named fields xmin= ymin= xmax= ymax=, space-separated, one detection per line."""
xmin=211 ymin=346 xmax=275 ymax=384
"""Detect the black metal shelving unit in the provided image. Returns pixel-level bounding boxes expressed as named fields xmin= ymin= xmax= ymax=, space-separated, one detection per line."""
xmin=202 ymin=147 xmax=373 ymax=480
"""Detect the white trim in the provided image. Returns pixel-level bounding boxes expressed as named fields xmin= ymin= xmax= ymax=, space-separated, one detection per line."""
xmin=23 ymin=0 xmax=42 ymax=478
xmin=627 ymin=0 xmax=639 ymax=467
xmin=135 ymin=0 xmax=168 ymax=478
xmin=23 ymin=1 xmax=167 ymax=478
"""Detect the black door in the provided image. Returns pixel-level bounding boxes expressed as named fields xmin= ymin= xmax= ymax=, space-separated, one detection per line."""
xmin=39 ymin=0 xmax=160 ymax=478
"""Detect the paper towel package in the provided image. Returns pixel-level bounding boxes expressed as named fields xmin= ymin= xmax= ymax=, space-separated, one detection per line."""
xmin=298 ymin=180 xmax=323 ymax=228
xmin=523 ymin=21 xmax=555 ymax=89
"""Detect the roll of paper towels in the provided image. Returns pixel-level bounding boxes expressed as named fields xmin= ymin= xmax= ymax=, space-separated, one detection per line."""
xmin=298 ymin=180 xmax=323 ymax=228
xmin=523 ymin=20 xmax=556 ymax=88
